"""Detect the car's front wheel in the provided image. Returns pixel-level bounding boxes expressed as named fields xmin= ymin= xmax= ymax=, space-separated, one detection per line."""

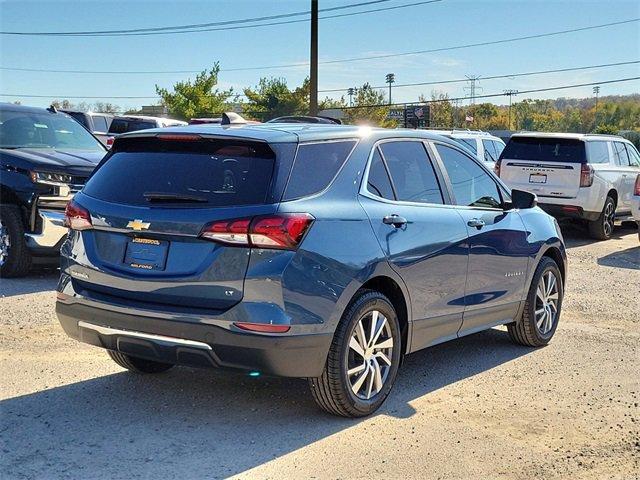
xmin=508 ymin=256 xmax=563 ymax=347
xmin=107 ymin=350 xmax=174 ymax=374
xmin=309 ymin=290 xmax=402 ymax=417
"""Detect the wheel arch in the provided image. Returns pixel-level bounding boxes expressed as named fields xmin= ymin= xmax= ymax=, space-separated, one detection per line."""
xmin=540 ymin=246 xmax=566 ymax=287
xmin=606 ymin=189 xmax=618 ymax=207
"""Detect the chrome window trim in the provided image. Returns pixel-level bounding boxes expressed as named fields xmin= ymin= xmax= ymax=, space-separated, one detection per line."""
xmin=359 ymin=137 xmax=451 ymax=209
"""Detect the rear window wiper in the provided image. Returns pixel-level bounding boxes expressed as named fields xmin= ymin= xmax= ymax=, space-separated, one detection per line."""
xmin=143 ymin=192 xmax=209 ymax=203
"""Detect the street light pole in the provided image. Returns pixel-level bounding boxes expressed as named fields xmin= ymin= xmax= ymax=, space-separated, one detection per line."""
xmin=309 ymin=0 xmax=319 ymax=116
xmin=504 ymin=89 xmax=518 ymax=130
xmin=593 ymin=86 xmax=600 ymax=129
xmin=385 ymin=73 xmax=395 ymax=105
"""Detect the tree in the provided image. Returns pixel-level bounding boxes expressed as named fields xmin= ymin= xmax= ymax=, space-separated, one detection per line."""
xmin=155 ymin=63 xmax=233 ymax=120
xmin=343 ymin=83 xmax=394 ymax=127
xmin=423 ymin=91 xmax=453 ymax=128
xmin=243 ymin=77 xmax=310 ymax=120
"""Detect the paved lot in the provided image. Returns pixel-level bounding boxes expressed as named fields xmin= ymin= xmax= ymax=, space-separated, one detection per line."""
xmin=1 ymin=225 xmax=638 ymax=479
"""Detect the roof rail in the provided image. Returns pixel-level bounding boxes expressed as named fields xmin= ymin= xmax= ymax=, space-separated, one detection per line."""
xmin=583 ymin=133 xmax=621 ymax=138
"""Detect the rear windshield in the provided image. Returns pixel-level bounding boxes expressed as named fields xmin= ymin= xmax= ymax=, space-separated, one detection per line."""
xmin=83 ymin=138 xmax=275 ymax=207
xmin=501 ymin=137 xmax=586 ymax=163
xmin=108 ymin=119 xmax=156 ymax=134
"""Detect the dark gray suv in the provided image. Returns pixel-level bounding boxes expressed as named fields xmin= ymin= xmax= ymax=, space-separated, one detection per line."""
xmin=57 ymin=123 xmax=567 ymax=417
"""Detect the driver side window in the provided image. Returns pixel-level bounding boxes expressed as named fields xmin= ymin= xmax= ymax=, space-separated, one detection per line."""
xmin=436 ymin=144 xmax=503 ymax=209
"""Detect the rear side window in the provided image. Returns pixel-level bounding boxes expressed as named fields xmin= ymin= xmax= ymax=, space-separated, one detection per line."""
xmin=493 ymin=140 xmax=505 ymax=158
xmin=586 ymin=141 xmax=610 ymax=164
xmin=283 ymin=140 xmax=356 ymax=200
xmin=612 ymin=142 xmax=630 ymax=166
xmin=84 ymin=139 xmax=275 ymax=207
xmin=380 ymin=141 xmax=443 ymax=204
xmin=437 ymin=144 xmax=502 ymax=209
xmin=627 ymin=144 xmax=640 ymax=167
xmin=453 ymin=137 xmax=477 ymax=154
xmin=501 ymin=137 xmax=586 ymax=163
xmin=366 ymin=148 xmax=395 ymax=200
xmin=482 ymin=139 xmax=498 ymax=162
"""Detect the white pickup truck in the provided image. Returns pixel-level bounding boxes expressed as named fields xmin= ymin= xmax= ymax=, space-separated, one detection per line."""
xmin=496 ymin=133 xmax=640 ymax=240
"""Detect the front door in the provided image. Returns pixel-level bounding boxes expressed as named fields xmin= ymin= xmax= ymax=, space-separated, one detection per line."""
xmin=432 ymin=142 xmax=530 ymax=336
xmin=359 ymin=140 xmax=469 ymax=351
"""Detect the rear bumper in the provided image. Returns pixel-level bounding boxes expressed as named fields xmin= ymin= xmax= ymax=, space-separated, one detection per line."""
xmin=56 ymin=300 xmax=332 ymax=378
xmin=538 ymin=203 xmax=600 ymax=222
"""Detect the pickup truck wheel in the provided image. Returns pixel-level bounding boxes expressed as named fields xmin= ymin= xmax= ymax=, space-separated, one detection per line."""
xmin=308 ymin=290 xmax=401 ymax=417
xmin=0 ymin=204 xmax=31 ymax=278
xmin=588 ymin=196 xmax=615 ymax=240
xmin=107 ymin=350 xmax=174 ymax=374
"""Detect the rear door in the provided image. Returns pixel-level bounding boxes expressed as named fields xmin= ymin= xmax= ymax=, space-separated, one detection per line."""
xmin=359 ymin=140 xmax=469 ymax=350
xmin=70 ymin=135 xmax=288 ymax=310
xmin=499 ymin=136 xmax=586 ymax=199
xmin=432 ymin=142 xmax=530 ymax=335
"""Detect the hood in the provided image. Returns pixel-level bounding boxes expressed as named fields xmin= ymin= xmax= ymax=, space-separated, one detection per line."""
xmin=0 ymin=148 xmax=105 ymax=175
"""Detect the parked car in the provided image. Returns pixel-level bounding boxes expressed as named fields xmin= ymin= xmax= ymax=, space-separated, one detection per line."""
xmin=57 ymin=123 xmax=566 ymax=417
xmin=496 ymin=133 xmax=640 ymax=240
xmin=423 ymin=129 xmax=505 ymax=169
xmin=60 ymin=110 xmax=113 ymax=146
xmin=105 ymin=115 xmax=187 ymax=147
xmin=632 ymin=174 xmax=640 ymax=241
xmin=0 ymin=104 xmax=107 ymax=277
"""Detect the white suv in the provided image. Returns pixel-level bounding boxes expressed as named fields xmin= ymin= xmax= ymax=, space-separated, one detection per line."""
xmin=497 ymin=132 xmax=640 ymax=240
xmin=424 ymin=129 xmax=505 ymax=169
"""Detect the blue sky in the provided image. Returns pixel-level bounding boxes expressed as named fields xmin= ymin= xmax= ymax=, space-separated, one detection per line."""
xmin=1 ymin=0 xmax=639 ymax=111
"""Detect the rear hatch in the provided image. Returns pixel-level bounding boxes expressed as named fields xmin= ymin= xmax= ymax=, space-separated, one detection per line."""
xmin=499 ymin=136 xmax=586 ymax=198
xmin=70 ymin=134 xmax=288 ymax=311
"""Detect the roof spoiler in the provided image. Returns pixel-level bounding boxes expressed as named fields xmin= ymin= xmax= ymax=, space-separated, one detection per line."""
xmin=221 ymin=112 xmax=247 ymax=125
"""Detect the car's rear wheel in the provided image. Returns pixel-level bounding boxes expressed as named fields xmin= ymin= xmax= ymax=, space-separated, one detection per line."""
xmin=0 ymin=204 xmax=31 ymax=278
xmin=588 ymin=196 xmax=616 ymax=240
xmin=308 ymin=290 xmax=402 ymax=417
xmin=508 ymin=256 xmax=563 ymax=347
xmin=107 ymin=350 xmax=174 ymax=374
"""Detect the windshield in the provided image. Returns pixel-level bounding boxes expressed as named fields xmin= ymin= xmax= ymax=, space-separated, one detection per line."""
xmin=0 ymin=110 xmax=105 ymax=151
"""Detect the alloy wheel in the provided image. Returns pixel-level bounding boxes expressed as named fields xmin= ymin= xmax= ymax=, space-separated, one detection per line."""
xmin=0 ymin=219 xmax=10 ymax=267
xmin=535 ymin=271 xmax=559 ymax=335
xmin=603 ymin=202 xmax=615 ymax=237
xmin=347 ymin=310 xmax=394 ymax=400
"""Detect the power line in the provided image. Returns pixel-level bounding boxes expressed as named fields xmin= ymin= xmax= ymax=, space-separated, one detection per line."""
xmin=2 ymin=76 xmax=637 ymax=102
xmin=0 ymin=1 xmax=443 ymax=37
xmin=0 ymin=0 xmax=394 ymax=36
xmin=1 ymin=20 xmax=635 ymax=74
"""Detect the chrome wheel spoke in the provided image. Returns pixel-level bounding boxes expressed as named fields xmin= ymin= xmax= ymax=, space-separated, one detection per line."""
xmin=349 ymin=336 xmax=365 ymax=358
xmin=372 ymin=358 xmax=383 ymax=394
xmin=369 ymin=314 xmax=387 ymax=349
xmin=373 ymin=337 xmax=393 ymax=350
xmin=348 ymin=363 xmax=366 ymax=376
xmin=365 ymin=365 xmax=375 ymax=399
xmin=351 ymin=364 xmax=370 ymax=394
xmin=375 ymin=352 xmax=392 ymax=366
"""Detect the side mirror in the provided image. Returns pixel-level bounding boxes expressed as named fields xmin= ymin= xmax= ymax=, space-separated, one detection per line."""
xmin=510 ymin=189 xmax=537 ymax=209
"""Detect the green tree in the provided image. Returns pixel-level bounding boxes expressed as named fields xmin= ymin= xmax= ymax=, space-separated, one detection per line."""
xmin=343 ymin=83 xmax=394 ymax=127
xmin=243 ymin=77 xmax=310 ymax=120
xmin=423 ymin=91 xmax=453 ymax=128
xmin=155 ymin=63 xmax=233 ymax=120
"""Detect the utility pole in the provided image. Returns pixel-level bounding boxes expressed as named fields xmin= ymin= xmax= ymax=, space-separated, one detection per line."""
xmin=504 ymin=89 xmax=519 ymax=130
xmin=593 ymin=86 xmax=600 ymax=129
xmin=309 ymin=0 xmax=319 ymax=116
xmin=347 ymin=87 xmax=355 ymax=107
xmin=385 ymin=73 xmax=395 ymax=105
xmin=464 ymin=75 xmax=482 ymax=105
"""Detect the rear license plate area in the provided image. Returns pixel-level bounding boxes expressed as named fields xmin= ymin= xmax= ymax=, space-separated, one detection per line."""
xmin=529 ymin=173 xmax=547 ymax=184
xmin=124 ymin=237 xmax=169 ymax=271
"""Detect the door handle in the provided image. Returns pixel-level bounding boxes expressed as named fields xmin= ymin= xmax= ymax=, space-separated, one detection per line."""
xmin=467 ymin=218 xmax=485 ymax=229
xmin=383 ymin=214 xmax=407 ymax=228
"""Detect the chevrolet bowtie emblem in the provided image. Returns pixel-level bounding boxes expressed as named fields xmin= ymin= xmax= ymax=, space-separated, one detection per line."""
xmin=126 ymin=219 xmax=150 ymax=231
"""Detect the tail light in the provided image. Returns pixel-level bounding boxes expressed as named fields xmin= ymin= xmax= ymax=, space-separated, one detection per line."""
xmin=200 ymin=213 xmax=314 ymax=250
xmin=634 ymin=174 xmax=640 ymax=196
xmin=106 ymin=136 xmax=114 ymax=149
xmin=580 ymin=163 xmax=594 ymax=187
xmin=494 ymin=159 xmax=502 ymax=177
xmin=64 ymin=199 xmax=92 ymax=230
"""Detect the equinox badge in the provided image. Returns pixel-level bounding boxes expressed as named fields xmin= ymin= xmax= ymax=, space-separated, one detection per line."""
xmin=126 ymin=219 xmax=151 ymax=231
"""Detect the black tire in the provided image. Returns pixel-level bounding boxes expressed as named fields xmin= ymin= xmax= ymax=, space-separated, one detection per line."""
xmin=588 ymin=196 xmax=616 ymax=240
xmin=508 ymin=257 xmax=563 ymax=347
xmin=107 ymin=350 xmax=174 ymax=374
xmin=0 ymin=204 xmax=31 ymax=278
xmin=308 ymin=290 xmax=402 ymax=418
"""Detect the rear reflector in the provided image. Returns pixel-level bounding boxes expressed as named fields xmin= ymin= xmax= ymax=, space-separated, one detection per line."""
xmin=234 ymin=322 xmax=291 ymax=333
xmin=580 ymin=163 xmax=594 ymax=187
xmin=64 ymin=199 xmax=92 ymax=230
xmin=494 ymin=159 xmax=502 ymax=177
xmin=562 ymin=206 xmax=580 ymax=213
xmin=200 ymin=213 xmax=314 ymax=250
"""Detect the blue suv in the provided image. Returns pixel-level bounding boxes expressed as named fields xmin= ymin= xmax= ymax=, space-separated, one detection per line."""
xmin=56 ymin=123 xmax=567 ymax=417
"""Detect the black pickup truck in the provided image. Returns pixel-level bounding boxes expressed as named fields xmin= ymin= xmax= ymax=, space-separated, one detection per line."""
xmin=0 ymin=103 xmax=106 ymax=277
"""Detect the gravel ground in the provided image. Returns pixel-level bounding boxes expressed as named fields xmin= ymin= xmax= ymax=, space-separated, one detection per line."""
xmin=1 ymin=225 xmax=638 ymax=479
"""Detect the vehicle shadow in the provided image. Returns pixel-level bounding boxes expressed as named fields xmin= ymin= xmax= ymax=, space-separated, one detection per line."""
xmin=561 ymin=222 xmax=636 ymax=249
xmin=597 ymin=246 xmax=640 ymax=270
xmin=0 ymin=328 xmax=534 ymax=479
xmin=0 ymin=267 xmax=59 ymax=298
